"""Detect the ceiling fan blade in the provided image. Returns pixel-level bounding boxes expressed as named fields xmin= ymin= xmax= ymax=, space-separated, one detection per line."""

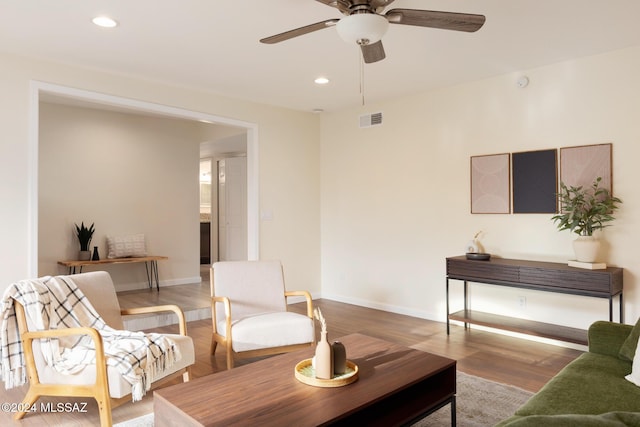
xmin=260 ymin=19 xmax=339 ymax=44
xmin=361 ymin=40 xmax=386 ymax=64
xmin=315 ymin=0 xmax=351 ymax=14
xmin=369 ymin=0 xmax=396 ymax=13
xmin=386 ymin=9 xmax=485 ymax=32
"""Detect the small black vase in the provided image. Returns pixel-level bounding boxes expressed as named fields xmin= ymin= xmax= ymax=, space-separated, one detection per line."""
xmin=92 ymin=246 xmax=100 ymax=261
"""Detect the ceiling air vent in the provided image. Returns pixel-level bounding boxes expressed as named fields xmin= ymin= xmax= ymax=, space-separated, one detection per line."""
xmin=359 ymin=112 xmax=383 ymax=128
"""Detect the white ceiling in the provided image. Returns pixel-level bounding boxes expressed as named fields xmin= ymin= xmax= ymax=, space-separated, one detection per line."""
xmin=2 ymin=1 xmax=640 ymax=113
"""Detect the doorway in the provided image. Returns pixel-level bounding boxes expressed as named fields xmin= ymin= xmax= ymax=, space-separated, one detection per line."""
xmin=29 ymin=81 xmax=260 ymax=279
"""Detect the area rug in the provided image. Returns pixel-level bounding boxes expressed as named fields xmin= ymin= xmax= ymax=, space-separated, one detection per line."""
xmin=413 ymin=371 xmax=533 ymax=427
xmin=113 ymin=413 xmax=154 ymax=427
xmin=113 ymin=372 xmax=531 ymax=427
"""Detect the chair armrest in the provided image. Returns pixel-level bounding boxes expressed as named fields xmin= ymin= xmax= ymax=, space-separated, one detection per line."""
xmin=121 ymin=305 xmax=188 ymax=336
xmin=588 ymin=321 xmax=633 ymax=357
xmin=211 ymin=296 xmax=231 ymax=336
xmin=285 ymin=290 xmax=314 ymax=318
xmin=22 ymin=327 xmax=108 ymax=386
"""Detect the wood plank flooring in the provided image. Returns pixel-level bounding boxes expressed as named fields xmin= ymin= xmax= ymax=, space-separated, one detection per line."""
xmin=0 ymin=272 xmax=584 ymax=426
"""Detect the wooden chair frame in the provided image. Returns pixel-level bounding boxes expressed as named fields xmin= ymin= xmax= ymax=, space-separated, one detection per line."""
xmin=210 ymin=271 xmax=315 ymax=369
xmin=13 ymin=302 xmax=191 ymax=427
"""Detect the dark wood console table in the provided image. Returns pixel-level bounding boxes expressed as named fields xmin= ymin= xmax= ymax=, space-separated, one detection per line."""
xmin=446 ymin=255 xmax=623 ymax=345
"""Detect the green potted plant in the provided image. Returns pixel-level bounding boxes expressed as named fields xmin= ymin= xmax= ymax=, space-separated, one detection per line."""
xmin=551 ymin=177 xmax=622 ymax=262
xmin=75 ymin=222 xmax=95 ymax=261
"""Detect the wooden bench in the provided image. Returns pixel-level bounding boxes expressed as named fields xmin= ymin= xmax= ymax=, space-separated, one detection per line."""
xmin=57 ymin=256 xmax=168 ymax=291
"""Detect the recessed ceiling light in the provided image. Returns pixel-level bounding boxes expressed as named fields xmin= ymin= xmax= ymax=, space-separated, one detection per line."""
xmin=92 ymin=16 xmax=118 ymax=28
xmin=314 ymin=77 xmax=330 ymax=85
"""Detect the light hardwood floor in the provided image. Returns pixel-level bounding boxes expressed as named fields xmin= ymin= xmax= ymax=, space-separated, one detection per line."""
xmin=0 ymin=270 xmax=584 ymax=426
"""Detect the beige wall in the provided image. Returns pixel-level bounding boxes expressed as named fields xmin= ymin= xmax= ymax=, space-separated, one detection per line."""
xmin=39 ymin=103 xmax=202 ymax=289
xmin=320 ymin=46 xmax=640 ymax=332
xmin=0 ymin=52 xmax=321 ymax=295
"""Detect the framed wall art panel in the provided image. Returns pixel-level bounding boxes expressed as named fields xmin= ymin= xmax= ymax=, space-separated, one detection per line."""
xmin=470 ymin=153 xmax=510 ymax=214
xmin=512 ymin=149 xmax=557 ymax=213
xmin=559 ymin=143 xmax=612 ymax=193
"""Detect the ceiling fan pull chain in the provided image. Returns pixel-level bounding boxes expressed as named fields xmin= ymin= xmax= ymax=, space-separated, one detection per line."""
xmin=360 ymin=52 xmax=365 ymax=106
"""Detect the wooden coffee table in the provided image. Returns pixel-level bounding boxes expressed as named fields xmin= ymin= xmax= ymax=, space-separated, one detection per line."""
xmin=154 ymin=333 xmax=456 ymax=426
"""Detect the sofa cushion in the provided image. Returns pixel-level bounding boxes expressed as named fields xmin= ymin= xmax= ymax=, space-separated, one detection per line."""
xmin=619 ymin=317 xmax=640 ymax=361
xmin=625 ymin=337 xmax=640 ymax=386
xmin=514 ymin=352 xmax=640 ymax=416
xmin=499 ymin=412 xmax=640 ymax=427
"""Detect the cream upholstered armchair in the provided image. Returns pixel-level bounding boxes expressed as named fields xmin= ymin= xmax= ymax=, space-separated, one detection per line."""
xmin=3 ymin=271 xmax=194 ymax=427
xmin=210 ymin=260 xmax=315 ymax=369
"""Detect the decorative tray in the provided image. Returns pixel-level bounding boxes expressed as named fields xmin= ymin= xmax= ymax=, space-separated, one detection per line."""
xmin=294 ymin=358 xmax=359 ymax=387
xmin=466 ymin=252 xmax=491 ymax=261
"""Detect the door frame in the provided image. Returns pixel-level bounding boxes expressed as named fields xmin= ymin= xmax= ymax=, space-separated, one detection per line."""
xmin=28 ymin=81 xmax=259 ymax=276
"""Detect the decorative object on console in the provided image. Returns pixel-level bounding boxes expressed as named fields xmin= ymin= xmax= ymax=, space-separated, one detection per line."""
xmin=91 ymin=245 xmax=100 ymax=261
xmin=74 ymin=222 xmax=95 ymax=261
xmin=551 ymin=176 xmax=622 ymax=264
xmin=313 ymin=307 xmax=333 ymax=380
xmin=106 ymin=234 xmax=147 ymax=259
xmin=466 ymin=252 xmax=491 ymax=261
xmin=465 ymin=230 xmax=484 ymax=253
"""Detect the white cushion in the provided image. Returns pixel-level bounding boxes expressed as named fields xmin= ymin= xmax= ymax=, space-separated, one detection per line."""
xmin=35 ymin=333 xmax=194 ymax=398
xmin=106 ymin=234 xmax=147 ymax=259
xmin=218 ymin=312 xmax=315 ymax=353
xmin=626 ymin=338 xmax=640 ymax=387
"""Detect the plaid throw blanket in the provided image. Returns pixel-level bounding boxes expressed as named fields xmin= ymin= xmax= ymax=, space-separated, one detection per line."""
xmin=0 ymin=275 xmax=181 ymax=401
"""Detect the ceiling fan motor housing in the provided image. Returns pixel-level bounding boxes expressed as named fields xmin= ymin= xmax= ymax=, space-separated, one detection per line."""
xmin=336 ymin=13 xmax=389 ymax=45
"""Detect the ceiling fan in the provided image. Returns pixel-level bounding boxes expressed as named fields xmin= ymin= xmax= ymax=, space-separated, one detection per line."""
xmin=260 ymin=0 xmax=486 ymax=64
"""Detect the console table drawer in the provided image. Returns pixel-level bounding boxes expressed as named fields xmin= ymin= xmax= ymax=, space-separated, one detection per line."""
xmin=446 ymin=258 xmax=518 ymax=282
xmin=519 ymin=267 xmax=620 ymax=294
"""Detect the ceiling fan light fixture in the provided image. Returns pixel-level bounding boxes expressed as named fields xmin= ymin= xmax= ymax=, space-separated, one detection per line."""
xmin=336 ymin=14 xmax=389 ymax=45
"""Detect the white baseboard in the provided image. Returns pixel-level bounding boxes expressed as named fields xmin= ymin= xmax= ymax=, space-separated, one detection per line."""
xmin=319 ymin=292 xmax=439 ymax=321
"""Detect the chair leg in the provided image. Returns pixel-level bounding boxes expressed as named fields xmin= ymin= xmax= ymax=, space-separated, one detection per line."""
xmin=13 ymin=389 xmax=39 ymax=420
xmin=183 ymin=367 xmax=191 ymax=382
xmin=226 ymin=347 xmax=234 ymax=370
xmin=96 ymin=395 xmax=113 ymax=427
xmin=210 ymin=336 xmax=218 ymax=355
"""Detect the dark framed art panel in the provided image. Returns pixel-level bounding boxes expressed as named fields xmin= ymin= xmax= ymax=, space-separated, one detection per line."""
xmin=559 ymin=143 xmax=612 ymax=193
xmin=512 ymin=149 xmax=557 ymax=213
xmin=470 ymin=153 xmax=510 ymax=214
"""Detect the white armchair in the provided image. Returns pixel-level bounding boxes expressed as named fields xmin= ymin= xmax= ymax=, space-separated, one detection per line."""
xmin=210 ymin=261 xmax=315 ymax=369
xmin=3 ymin=271 xmax=194 ymax=427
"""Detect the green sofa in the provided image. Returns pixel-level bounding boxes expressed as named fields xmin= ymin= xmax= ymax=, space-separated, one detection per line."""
xmin=496 ymin=321 xmax=640 ymax=426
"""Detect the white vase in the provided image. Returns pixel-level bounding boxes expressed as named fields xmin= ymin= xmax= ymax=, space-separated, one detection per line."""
xmin=572 ymin=236 xmax=600 ymax=263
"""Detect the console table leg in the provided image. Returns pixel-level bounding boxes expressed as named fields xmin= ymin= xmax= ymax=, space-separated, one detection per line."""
xmin=609 ymin=296 xmax=613 ymax=322
xmin=620 ymin=293 xmax=624 ymax=323
xmin=463 ymin=281 xmax=468 ymax=330
xmin=153 ymin=260 xmax=160 ymax=291
xmin=145 ymin=262 xmax=152 ymax=290
xmin=446 ymin=278 xmax=450 ymax=335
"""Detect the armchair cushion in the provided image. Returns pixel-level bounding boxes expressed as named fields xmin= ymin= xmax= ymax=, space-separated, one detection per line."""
xmin=218 ymin=312 xmax=315 ymax=352
xmin=33 ymin=333 xmax=193 ymax=398
xmin=1 ymin=274 xmax=185 ymax=401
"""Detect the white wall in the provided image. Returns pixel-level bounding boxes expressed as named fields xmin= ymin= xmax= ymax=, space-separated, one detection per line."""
xmin=39 ymin=103 xmax=201 ymax=289
xmin=0 ymin=52 xmax=321 ymax=296
xmin=320 ymin=46 xmax=640 ymax=330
